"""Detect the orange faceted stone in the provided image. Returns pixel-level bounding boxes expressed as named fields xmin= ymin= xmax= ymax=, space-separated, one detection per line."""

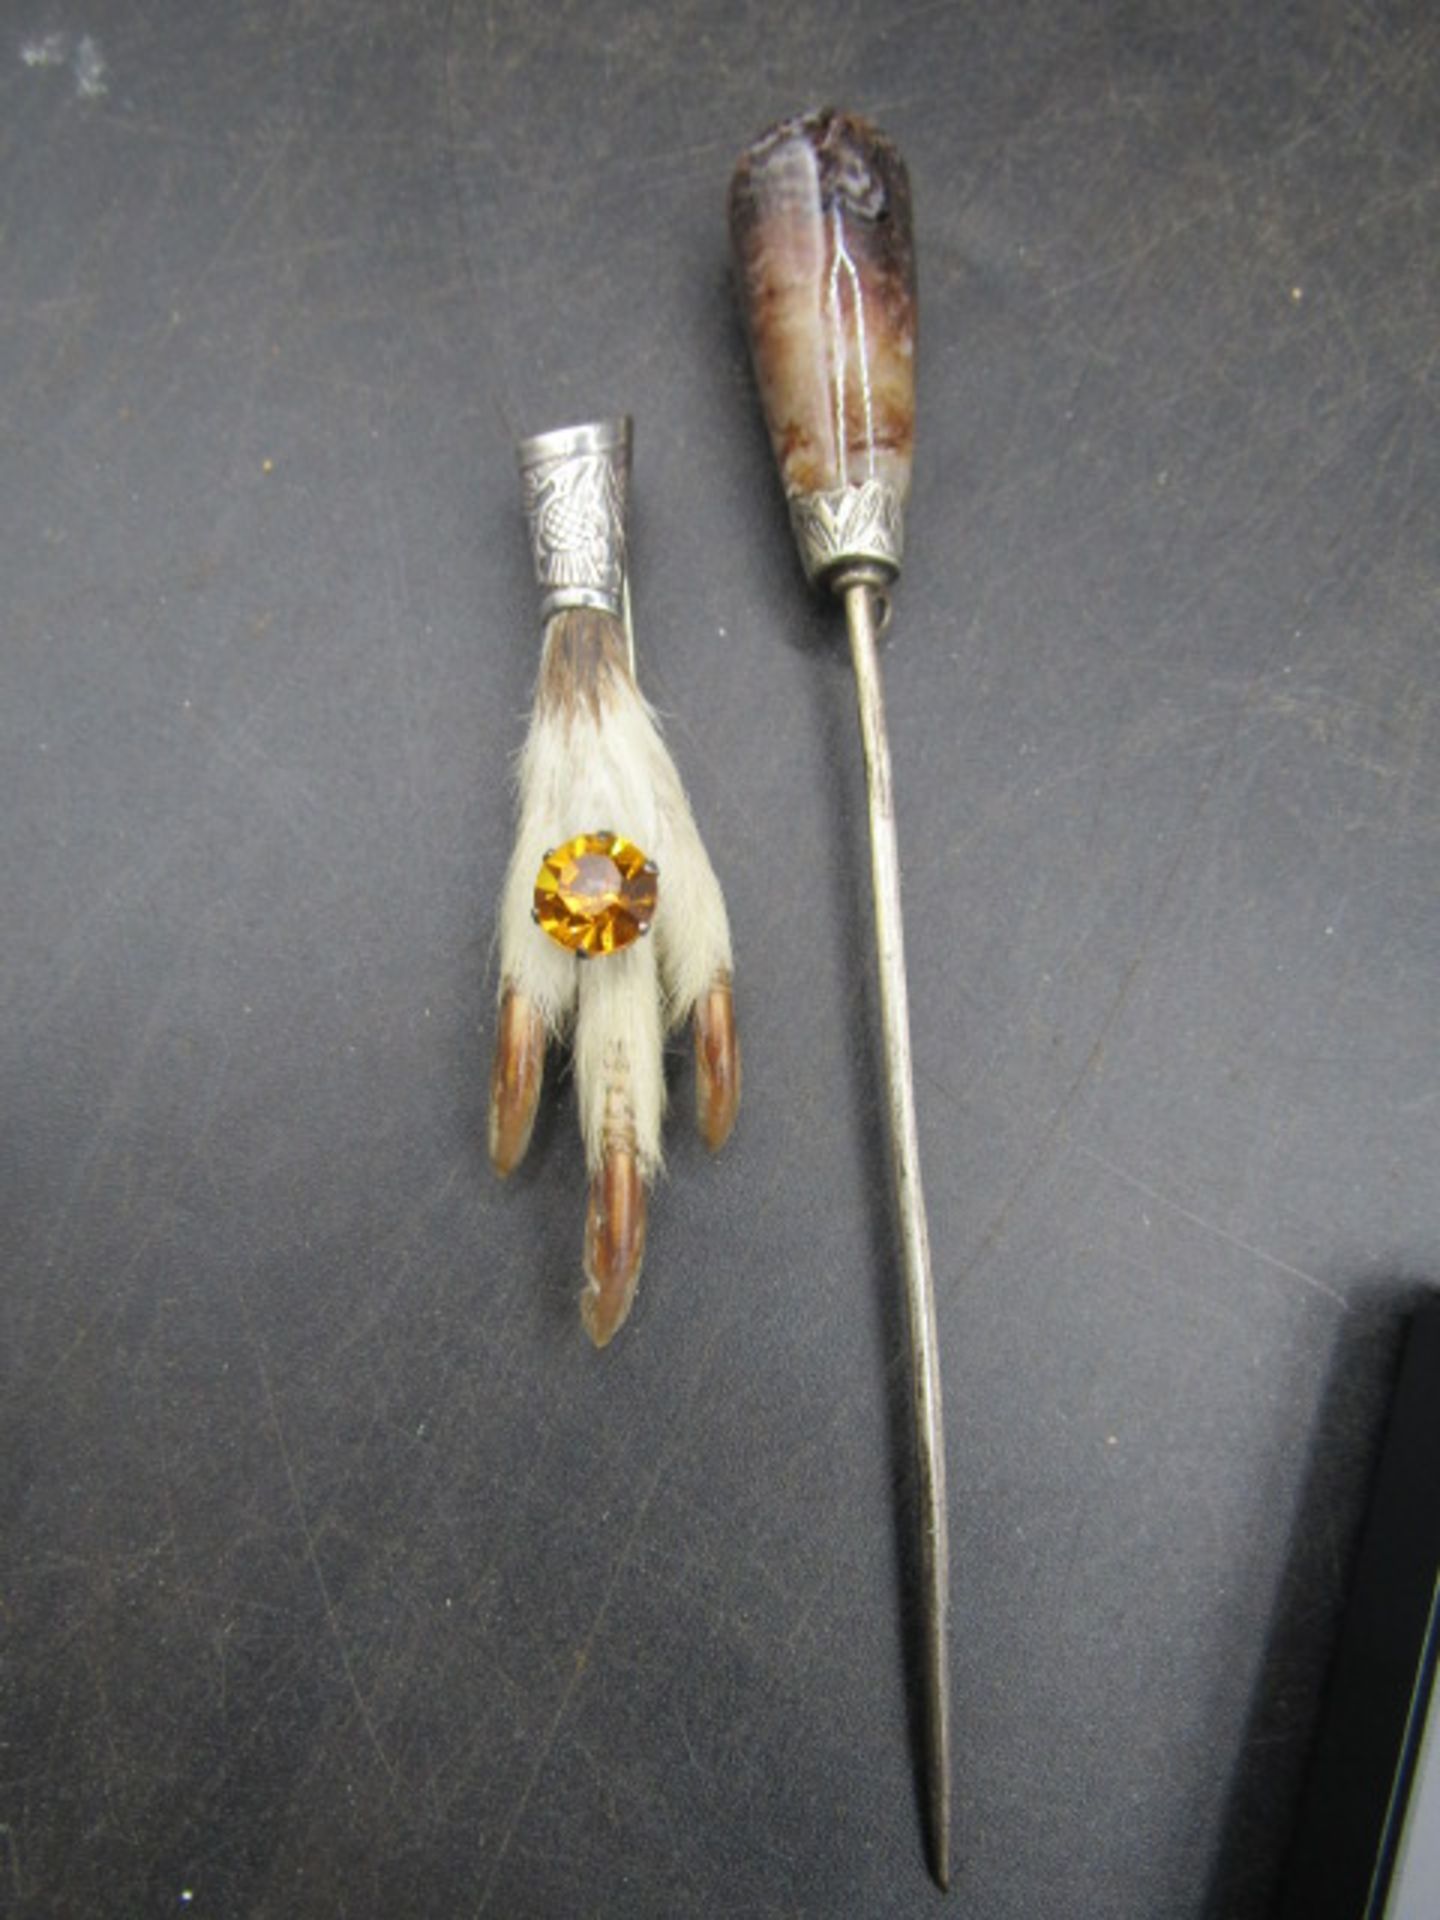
xmin=533 ymin=832 xmax=659 ymax=957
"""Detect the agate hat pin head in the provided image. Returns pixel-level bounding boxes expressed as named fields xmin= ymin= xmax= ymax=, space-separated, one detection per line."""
xmin=729 ymin=109 xmax=916 ymax=586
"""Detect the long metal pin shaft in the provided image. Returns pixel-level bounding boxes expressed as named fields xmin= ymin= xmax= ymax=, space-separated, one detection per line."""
xmin=843 ymin=577 xmax=952 ymax=1891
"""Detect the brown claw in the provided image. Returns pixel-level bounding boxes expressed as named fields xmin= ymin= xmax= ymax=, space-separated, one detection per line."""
xmin=694 ymin=971 xmax=741 ymax=1153
xmin=581 ymin=1147 xmax=648 ymax=1348
xmin=488 ymin=985 xmax=547 ymax=1176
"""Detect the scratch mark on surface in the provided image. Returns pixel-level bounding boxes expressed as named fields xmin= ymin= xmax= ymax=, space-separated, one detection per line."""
xmin=1075 ymin=1145 xmax=1349 ymax=1310
xmin=439 ymin=0 xmax=519 ymax=439
xmin=0 ymin=1822 xmax=23 ymax=1906
xmin=471 ymin=1322 xmax=724 ymax=1914
xmin=781 ymin=1575 xmax=829 ymax=1656
xmin=674 ymin=1704 xmax=708 ymax=1782
xmin=252 ymin=1340 xmax=398 ymax=1785
xmin=954 ymin=745 xmax=1230 ymax=1292
xmin=138 ymin=129 xmax=301 ymax=434
xmin=472 ymin=1527 xmax=643 ymax=1909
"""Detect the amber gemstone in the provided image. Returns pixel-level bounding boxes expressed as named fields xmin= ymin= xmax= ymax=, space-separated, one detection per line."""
xmin=533 ymin=832 xmax=658 ymax=957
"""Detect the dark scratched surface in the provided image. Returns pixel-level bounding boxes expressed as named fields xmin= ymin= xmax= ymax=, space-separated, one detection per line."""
xmin=3 ymin=4 xmax=1438 ymax=1915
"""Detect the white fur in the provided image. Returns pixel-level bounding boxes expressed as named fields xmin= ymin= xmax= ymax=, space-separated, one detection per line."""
xmin=574 ymin=938 xmax=664 ymax=1176
xmin=498 ymin=636 xmax=734 ymax=1177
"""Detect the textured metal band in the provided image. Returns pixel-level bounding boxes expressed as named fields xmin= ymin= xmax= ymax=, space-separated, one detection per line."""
xmin=788 ymin=479 xmax=906 ymax=586
xmin=539 ymin=586 xmax=620 ymax=617
xmin=516 ymin=417 xmax=632 ymax=622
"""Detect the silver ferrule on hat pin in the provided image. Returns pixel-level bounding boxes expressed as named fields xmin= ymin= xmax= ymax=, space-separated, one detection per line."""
xmin=788 ymin=475 xmax=906 ymax=594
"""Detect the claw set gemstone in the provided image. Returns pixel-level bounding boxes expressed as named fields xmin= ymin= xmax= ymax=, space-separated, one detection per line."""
xmin=532 ymin=831 xmax=659 ymax=957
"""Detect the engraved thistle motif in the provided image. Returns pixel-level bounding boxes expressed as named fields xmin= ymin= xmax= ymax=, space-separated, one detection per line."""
xmin=788 ymin=478 xmax=906 ymax=583
xmin=519 ymin=430 xmax=630 ymax=617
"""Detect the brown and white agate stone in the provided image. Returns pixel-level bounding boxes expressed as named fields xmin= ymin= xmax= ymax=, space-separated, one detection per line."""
xmin=729 ymin=108 xmax=916 ymax=582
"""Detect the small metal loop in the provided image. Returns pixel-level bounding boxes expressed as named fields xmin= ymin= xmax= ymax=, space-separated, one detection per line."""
xmin=829 ymin=560 xmax=895 ymax=637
